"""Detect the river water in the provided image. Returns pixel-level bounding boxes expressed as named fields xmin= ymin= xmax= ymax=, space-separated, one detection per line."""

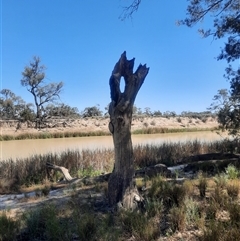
xmin=0 ymin=131 xmax=227 ymax=161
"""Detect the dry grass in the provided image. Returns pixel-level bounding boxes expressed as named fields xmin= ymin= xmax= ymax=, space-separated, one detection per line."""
xmin=2 ymin=165 xmax=240 ymax=240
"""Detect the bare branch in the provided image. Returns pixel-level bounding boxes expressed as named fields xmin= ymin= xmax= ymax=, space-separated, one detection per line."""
xmin=119 ymin=0 xmax=141 ymax=20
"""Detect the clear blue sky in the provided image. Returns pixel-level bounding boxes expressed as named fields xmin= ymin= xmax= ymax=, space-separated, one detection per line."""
xmin=1 ymin=0 xmax=230 ymax=114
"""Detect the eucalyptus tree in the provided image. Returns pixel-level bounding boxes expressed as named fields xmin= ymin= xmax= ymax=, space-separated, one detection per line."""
xmin=21 ymin=56 xmax=63 ymax=126
xmin=125 ymin=0 xmax=240 ymax=137
xmin=81 ymin=105 xmax=103 ymax=117
xmin=0 ymin=89 xmax=33 ymax=120
xmin=45 ymin=103 xmax=80 ymax=118
xmin=180 ymin=0 xmax=240 ymax=137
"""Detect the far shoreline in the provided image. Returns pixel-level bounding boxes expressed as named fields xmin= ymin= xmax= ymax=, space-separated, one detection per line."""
xmin=0 ymin=116 xmax=220 ymax=141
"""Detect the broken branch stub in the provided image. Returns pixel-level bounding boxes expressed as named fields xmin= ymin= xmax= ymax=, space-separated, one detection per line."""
xmin=46 ymin=162 xmax=73 ymax=182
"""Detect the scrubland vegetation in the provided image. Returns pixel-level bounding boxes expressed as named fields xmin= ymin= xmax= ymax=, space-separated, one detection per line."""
xmin=0 ymin=114 xmax=218 ymax=141
xmin=1 ymin=138 xmax=240 ymax=240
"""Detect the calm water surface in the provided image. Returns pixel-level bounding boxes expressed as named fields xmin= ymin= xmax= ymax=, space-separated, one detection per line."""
xmin=0 ymin=131 xmax=227 ymax=161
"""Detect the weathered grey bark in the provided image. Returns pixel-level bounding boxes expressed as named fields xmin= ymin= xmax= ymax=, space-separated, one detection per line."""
xmin=46 ymin=162 xmax=74 ymax=182
xmin=108 ymin=51 xmax=149 ymax=209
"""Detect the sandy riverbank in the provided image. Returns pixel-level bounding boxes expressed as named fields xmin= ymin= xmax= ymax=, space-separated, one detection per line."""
xmin=0 ymin=116 xmax=219 ymax=137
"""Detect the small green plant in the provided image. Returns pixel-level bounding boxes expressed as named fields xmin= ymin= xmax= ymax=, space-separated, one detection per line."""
xmin=214 ymin=173 xmax=228 ymax=189
xmin=226 ymin=180 xmax=240 ymax=200
xmin=205 ymin=202 xmax=219 ymax=220
xmin=148 ymin=176 xmax=188 ymax=208
xmin=201 ymin=220 xmax=223 ymax=241
xmin=169 ymin=205 xmax=186 ymax=232
xmin=75 ymin=211 xmax=97 ymax=241
xmin=225 ymin=164 xmax=239 ymax=180
xmin=41 ymin=185 xmax=51 ymax=196
xmin=0 ymin=212 xmax=19 ymax=241
xmin=145 ymin=198 xmax=163 ymax=218
xmin=120 ymin=210 xmax=159 ymax=240
xmin=198 ymin=172 xmax=207 ymax=198
xmin=211 ymin=186 xmax=227 ymax=207
xmin=77 ymin=167 xmax=102 ymax=178
xmin=184 ymin=197 xmax=200 ymax=225
xmin=182 ymin=179 xmax=194 ymax=196
xmin=22 ymin=204 xmax=65 ymax=241
xmin=228 ymin=203 xmax=240 ymax=225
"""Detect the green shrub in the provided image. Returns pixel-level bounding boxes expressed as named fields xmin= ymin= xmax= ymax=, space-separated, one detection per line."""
xmin=198 ymin=173 xmax=207 ymax=198
xmin=148 ymin=177 xmax=187 ymax=208
xmin=214 ymin=173 xmax=228 ymax=189
xmin=41 ymin=185 xmax=51 ymax=196
xmin=226 ymin=180 xmax=239 ymax=200
xmin=120 ymin=210 xmax=159 ymax=241
xmin=211 ymin=186 xmax=228 ymax=207
xmin=0 ymin=212 xmax=19 ymax=241
xmin=169 ymin=206 xmax=186 ymax=232
xmin=201 ymin=221 xmax=223 ymax=241
xmin=75 ymin=212 xmax=97 ymax=241
xmin=22 ymin=204 xmax=66 ymax=241
xmin=225 ymin=164 xmax=239 ymax=180
xmin=184 ymin=197 xmax=200 ymax=225
xmin=145 ymin=198 xmax=163 ymax=218
xmin=228 ymin=203 xmax=240 ymax=225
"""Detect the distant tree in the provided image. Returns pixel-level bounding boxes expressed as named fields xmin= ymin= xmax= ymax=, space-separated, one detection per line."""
xmin=144 ymin=107 xmax=152 ymax=116
xmin=0 ymin=89 xmax=34 ymax=120
xmin=163 ymin=111 xmax=176 ymax=118
xmin=132 ymin=105 xmax=138 ymax=115
xmin=21 ymin=56 xmax=63 ymax=126
xmin=170 ymin=111 xmax=177 ymax=117
xmin=136 ymin=107 xmax=143 ymax=115
xmin=209 ymin=88 xmax=240 ymax=136
xmin=153 ymin=110 xmax=162 ymax=116
xmin=45 ymin=103 xmax=80 ymax=118
xmin=19 ymin=105 xmax=36 ymax=121
xmin=81 ymin=105 xmax=103 ymax=117
xmin=132 ymin=105 xmax=143 ymax=115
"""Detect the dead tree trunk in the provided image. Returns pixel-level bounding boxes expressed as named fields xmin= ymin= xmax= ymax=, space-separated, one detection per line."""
xmin=108 ymin=51 xmax=149 ymax=209
xmin=46 ymin=162 xmax=74 ymax=182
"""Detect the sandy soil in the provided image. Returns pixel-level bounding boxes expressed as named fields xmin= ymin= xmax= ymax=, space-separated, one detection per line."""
xmin=0 ymin=116 xmax=219 ymax=136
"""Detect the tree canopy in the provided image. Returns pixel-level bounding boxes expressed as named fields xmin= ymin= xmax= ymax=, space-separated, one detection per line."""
xmin=181 ymin=0 xmax=240 ymax=63
xmin=81 ymin=105 xmax=103 ymax=117
xmin=125 ymin=0 xmax=240 ymax=137
xmin=0 ymin=89 xmax=35 ymax=120
xmin=21 ymin=56 xmax=64 ymax=121
xmin=180 ymin=0 xmax=240 ymax=137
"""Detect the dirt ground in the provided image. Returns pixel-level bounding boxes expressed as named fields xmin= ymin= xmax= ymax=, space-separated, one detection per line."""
xmin=0 ymin=116 xmax=219 ymax=136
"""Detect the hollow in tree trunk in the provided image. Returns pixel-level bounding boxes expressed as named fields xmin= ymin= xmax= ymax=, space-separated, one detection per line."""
xmin=108 ymin=51 xmax=149 ymax=209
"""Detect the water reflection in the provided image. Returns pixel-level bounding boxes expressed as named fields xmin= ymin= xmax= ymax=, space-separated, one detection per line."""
xmin=0 ymin=131 xmax=226 ymax=161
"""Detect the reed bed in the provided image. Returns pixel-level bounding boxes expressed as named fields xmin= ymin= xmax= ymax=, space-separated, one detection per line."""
xmin=0 ymin=127 xmax=218 ymax=141
xmin=132 ymin=127 xmax=217 ymax=135
xmin=134 ymin=138 xmax=237 ymax=168
xmin=0 ymin=130 xmax=111 ymax=141
xmin=0 ymin=138 xmax=238 ymax=190
xmin=0 ymin=149 xmax=114 ymax=189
